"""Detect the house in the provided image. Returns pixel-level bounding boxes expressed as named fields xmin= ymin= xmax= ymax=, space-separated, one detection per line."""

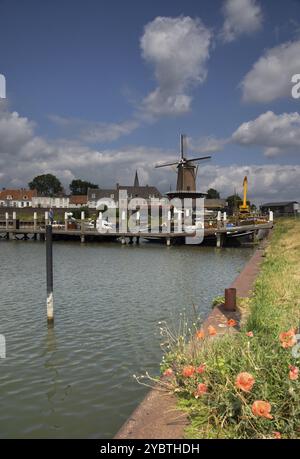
xmin=87 ymin=171 xmax=162 ymax=209
xmin=204 ymin=199 xmax=228 ymax=211
xmin=260 ymin=201 xmax=300 ymax=217
xmin=69 ymin=195 xmax=88 ymax=208
xmin=0 ymin=188 xmax=37 ymax=207
xmin=32 ymin=196 xmax=70 ymax=208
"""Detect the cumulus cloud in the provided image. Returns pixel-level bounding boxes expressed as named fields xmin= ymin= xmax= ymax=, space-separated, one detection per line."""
xmin=0 ymin=103 xmax=176 ymax=189
xmin=221 ymin=0 xmax=263 ymax=43
xmin=200 ymin=163 xmax=300 ymax=203
xmin=241 ymin=39 xmax=300 ymax=102
xmin=188 ymin=136 xmax=229 ymax=154
xmin=140 ymin=16 xmax=212 ymax=116
xmin=49 ymin=115 xmax=139 ymax=143
xmin=232 ymin=111 xmax=300 ymax=156
xmin=1 ymin=103 xmax=300 ymax=203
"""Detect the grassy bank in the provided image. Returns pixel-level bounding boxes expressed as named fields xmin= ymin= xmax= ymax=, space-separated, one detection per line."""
xmin=160 ymin=219 xmax=300 ymax=439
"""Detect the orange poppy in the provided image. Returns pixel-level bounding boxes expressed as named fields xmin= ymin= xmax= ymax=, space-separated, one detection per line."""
xmin=235 ymin=372 xmax=255 ymax=392
xmin=194 ymin=383 xmax=208 ymax=397
xmin=246 ymin=331 xmax=254 ymax=337
xmin=273 ymin=432 xmax=281 ymax=439
xmin=251 ymin=400 xmax=273 ymax=419
xmin=182 ymin=365 xmax=196 ymax=378
xmin=196 ymin=364 xmax=206 ymax=374
xmin=227 ymin=319 xmax=237 ymax=327
xmin=279 ymin=329 xmax=296 ymax=348
xmin=208 ymin=325 xmax=217 ymax=336
xmin=196 ymin=329 xmax=205 ymax=340
xmin=289 ymin=365 xmax=299 ymax=381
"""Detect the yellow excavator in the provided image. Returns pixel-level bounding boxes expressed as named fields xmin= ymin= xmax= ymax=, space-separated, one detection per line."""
xmin=239 ymin=176 xmax=250 ymax=214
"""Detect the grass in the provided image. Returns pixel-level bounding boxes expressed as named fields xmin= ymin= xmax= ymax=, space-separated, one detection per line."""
xmin=159 ymin=219 xmax=300 ymax=439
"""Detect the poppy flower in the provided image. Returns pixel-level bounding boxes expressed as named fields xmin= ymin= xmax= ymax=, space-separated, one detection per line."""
xmin=279 ymin=329 xmax=296 ymax=348
xmin=194 ymin=383 xmax=208 ymax=398
xmin=163 ymin=368 xmax=174 ymax=377
xmin=251 ymin=400 xmax=273 ymax=419
xmin=227 ymin=319 xmax=237 ymax=327
xmin=289 ymin=365 xmax=299 ymax=381
xmin=182 ymin=365 xmax=195 ymax=378
xmin=208 ymin=325 xmax=217 ymax=336
xmin=246 ymin=331 xmax=254 ymax=337
xmin=235 ymin=372 xmax=255 ymax=392
xmin=196 ymin=364 xmax=206 ymax=374
xmin=273 ymin=432 xmax=281 ymax=439
xmin=196 ymin=329 xmax=205 ymax=340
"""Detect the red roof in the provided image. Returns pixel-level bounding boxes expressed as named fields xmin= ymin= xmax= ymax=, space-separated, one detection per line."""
xmin=0 ymin=189 xmax=37 ymax=200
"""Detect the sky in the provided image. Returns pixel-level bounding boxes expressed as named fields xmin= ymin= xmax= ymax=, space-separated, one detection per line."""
xmin=1 ymin=0 xmax=300 ymax=204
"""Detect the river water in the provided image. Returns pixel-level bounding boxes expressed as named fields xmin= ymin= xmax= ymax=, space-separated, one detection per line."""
xmin=0 ymin=240 xmax=253 ymax=438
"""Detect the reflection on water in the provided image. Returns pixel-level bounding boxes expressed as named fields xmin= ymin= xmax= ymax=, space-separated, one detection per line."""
xmin=0 ymin=240 xmax=253 ymax=438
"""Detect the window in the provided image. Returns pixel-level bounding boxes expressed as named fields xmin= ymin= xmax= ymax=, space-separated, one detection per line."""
xmin=92 ymin=193 xmax=96 ymax=199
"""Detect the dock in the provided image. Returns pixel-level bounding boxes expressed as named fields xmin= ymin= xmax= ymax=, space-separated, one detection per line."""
xmin=0 ymin=212 xmax=273 ymax=247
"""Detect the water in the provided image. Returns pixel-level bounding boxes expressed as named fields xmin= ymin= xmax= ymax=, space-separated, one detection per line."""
xmin=0 ymin=240 xmax=253 ymax=438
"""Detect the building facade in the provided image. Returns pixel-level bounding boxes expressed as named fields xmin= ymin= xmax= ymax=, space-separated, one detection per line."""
xmin=0 ymin=189 xmax=37 ymax=207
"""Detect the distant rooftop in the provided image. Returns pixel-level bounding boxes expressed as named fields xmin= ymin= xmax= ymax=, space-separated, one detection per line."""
xmin=261 ymin=201 xmax=299 ymax=207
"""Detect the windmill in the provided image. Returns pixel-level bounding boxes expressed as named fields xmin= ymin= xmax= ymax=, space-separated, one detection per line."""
xmin=155 ymin=134 xmax=211 ymax=199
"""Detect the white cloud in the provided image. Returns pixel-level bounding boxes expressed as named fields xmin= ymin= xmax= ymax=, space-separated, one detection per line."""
xmin=188 ymin=136 xmax=228 ymax=154
xmin=140 ymin=16 xmax=212 ymax=116
xmin=200 ymin=164 xmax=300 ymax=203
xmin=221 ymin=0 xmax=262 ymax=43
xmin=241 ymin=39 xmax=300 ymax=102
xmin=49 ymin=115 xmax=139 ymax=143
xmin=232 ymin=111 xmax=300 ymax=156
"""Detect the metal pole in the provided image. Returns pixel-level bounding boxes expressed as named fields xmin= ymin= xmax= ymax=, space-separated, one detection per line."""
xmin=46 ymin=224 xmax=54 ymax=324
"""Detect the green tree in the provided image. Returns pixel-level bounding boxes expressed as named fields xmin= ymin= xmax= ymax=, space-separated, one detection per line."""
xmin=28 ymin=174 xmax=63 ymax=196
xmin=69 ymin=179 xmax=98 ymax=195
xmin=226 ymin=194 xmax=243 ymax=212
xmin=206 ymin=188 xmax=220 ymax=199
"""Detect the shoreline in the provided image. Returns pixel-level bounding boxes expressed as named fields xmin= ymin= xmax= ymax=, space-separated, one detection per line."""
xmin=114 ymin=235 xmax=270 ymax=439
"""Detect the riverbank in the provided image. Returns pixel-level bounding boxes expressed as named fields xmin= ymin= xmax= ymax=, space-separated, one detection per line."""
xmin=115 ymin=233 xmax=268 ymax=439
xmin=161 ymin=218 xmax=300 ymax=439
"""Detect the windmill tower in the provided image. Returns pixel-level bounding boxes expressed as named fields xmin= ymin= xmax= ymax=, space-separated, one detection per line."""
xmin=155 ymin=134 xmax=211 ymax=199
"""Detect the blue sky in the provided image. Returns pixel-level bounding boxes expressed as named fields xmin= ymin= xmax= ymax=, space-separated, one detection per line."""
xmin=1 ymin=0 xmax=300 ymax=203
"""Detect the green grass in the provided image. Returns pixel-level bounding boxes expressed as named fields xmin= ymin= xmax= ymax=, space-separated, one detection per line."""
xmin=161 ymin=219 xmax=300 ymax=439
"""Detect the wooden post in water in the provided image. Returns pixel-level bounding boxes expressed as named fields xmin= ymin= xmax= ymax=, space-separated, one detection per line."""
xmin=46 ymin=224 xmax=54 ymax=324
xmin=5 ymin=212 xmax=9 ymax=230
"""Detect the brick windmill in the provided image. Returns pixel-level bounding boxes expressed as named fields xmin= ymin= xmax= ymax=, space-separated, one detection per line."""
xmin=155 ymin=134 xmax=211 ymax=199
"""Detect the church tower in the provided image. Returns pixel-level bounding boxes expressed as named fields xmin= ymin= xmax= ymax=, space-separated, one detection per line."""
xmin=134 ymin=170 xmax=140 ymax=187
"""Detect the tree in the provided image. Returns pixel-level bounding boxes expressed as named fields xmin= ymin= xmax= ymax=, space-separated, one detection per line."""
xmin=29 ymin=174 xmax=63 ymax=196
xmin=206 ymin=188 xmax=220 ymax=199
xmin=226 ymin=194 xmax=243 ymax=212
xmin=69 ymin=179 xmax=99 ymax=195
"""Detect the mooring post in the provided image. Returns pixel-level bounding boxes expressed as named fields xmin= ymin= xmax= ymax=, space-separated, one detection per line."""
xmin=217 ymin=211 xmax=222 ymax=229
xmin=64 ymin=212 xmax=68 ymax=232
xmin=5 ymin=212 xmax=9 ymax=230
xmin=80 ymin=211 xmax=85 ymax=242
xmin=269 ymin=210 xmax=273 ymax=223
xmin=216 ymin=232 xmax=224 ymax=248
xmin=46 ymin=224 xmax=54 ymax=324
xmin=33 ymin=212 xmax=37 ymax=232
xmin=224 ymin=288 xmax=237 ymax=311
xmin=223 ymin=212 xmax=227 ymax=228
xmin=166 ymin=237 xmax=171 ymax=246
xmin=45 ymin=211 xmax=49 ymax=227
xmin=121 ymin=236 xmax=126 ymax=245
xmin=12 ymin=211 xmax=16 ymax=229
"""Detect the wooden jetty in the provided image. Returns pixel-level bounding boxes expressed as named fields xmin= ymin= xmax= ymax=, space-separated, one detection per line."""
xmin=0 ymin=211 xmax=273 ymax=247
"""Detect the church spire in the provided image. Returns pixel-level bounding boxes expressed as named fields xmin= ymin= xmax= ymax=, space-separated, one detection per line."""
xmin=134 ymin=170 xmax=140 ymax=187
